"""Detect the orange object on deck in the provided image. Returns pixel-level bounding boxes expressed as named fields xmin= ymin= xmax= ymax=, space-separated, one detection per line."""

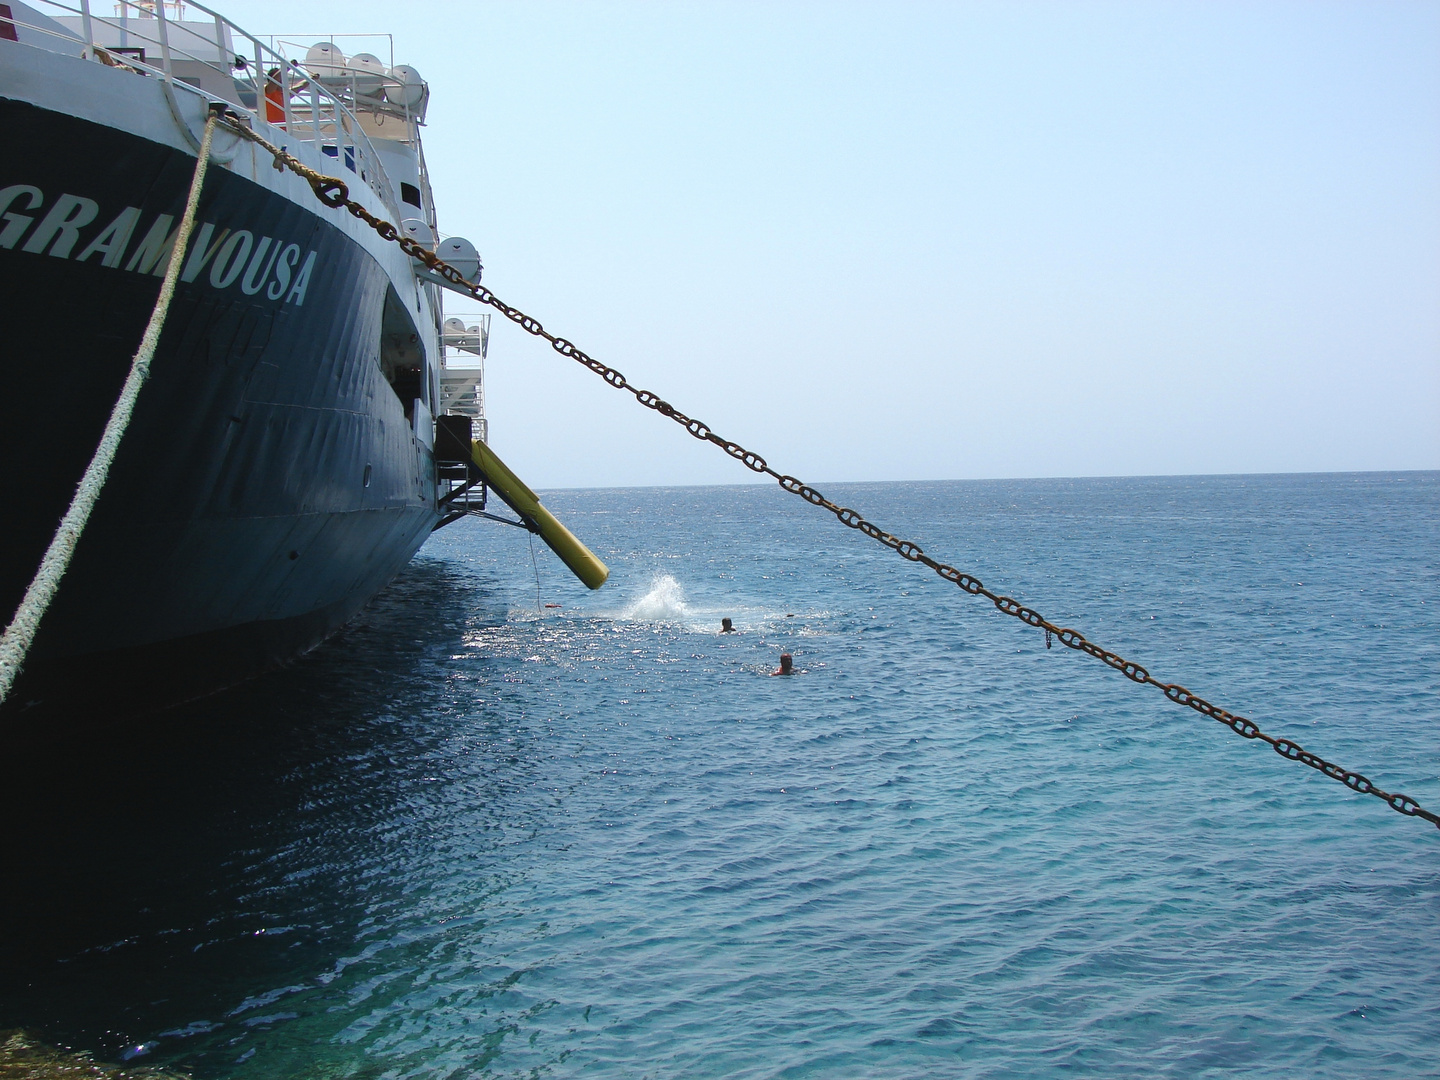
xmin=264 ymin=68 xmax=285 ymax=125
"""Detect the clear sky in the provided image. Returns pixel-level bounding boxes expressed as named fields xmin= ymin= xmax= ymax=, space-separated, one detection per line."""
xmin=224 ymin=0 xmax=1439 ymax=489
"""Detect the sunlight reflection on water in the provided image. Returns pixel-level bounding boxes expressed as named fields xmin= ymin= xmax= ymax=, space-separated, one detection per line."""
xmin=0 ymin=474 xmax=1436 ymax=1079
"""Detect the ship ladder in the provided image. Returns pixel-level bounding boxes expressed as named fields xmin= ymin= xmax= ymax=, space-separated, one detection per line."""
xmin=435 ymin=438 xmax=609 ymax=591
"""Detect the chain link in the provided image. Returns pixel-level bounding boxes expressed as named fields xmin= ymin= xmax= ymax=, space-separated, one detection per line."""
xmin=218 ymin=112 xmax=1440 ymax=833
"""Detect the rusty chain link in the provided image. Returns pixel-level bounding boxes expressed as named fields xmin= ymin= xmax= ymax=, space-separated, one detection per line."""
xmin=219 ymin=112 xmax=1440 ymax=833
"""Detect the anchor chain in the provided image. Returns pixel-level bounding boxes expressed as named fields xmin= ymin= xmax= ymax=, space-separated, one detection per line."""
xmin=218 ymin=112 xmax=1440 ymax=832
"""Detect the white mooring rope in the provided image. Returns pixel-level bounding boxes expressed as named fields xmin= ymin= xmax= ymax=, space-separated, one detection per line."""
xmin=0 ymin=111 xmax=219 ymax=706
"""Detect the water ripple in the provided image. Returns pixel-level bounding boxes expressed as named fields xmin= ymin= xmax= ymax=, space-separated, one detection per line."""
xmin=0 ymin=474 xmax=1435 ymax=1078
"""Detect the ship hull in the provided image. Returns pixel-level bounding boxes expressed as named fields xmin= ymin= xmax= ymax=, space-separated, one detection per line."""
xmin=0 ymin=80 xmax=441 ymax=719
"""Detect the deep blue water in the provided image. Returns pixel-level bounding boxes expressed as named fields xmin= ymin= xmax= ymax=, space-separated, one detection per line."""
xmin=1 ymin=473 xmax=1437 ymax=1078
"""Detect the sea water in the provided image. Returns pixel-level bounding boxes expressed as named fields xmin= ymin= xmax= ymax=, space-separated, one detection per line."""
xmin=0 ymin=473 xmax=1436 ymax=1078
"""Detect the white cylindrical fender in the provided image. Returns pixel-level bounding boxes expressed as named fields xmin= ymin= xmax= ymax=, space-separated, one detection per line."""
xmin=346 ymin=53 xmax=386 ymax=97
xmin=305 ymin=41 xmax=346 ymax=78
xmin=436 ymin=236 xmax=481 ymax=283
xmin=385 ymin=64 xmax=427 ymax=108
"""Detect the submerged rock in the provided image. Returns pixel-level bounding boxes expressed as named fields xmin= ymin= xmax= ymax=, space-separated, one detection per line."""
xmin=0 ymin=1031 xmax=189 ymax=1080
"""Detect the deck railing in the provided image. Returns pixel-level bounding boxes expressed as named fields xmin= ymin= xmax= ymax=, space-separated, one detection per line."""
xmin=11 ymin=0 xmax=419 ymax=219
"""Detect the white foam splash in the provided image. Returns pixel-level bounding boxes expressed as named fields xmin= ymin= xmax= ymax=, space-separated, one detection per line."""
xmin=605 ymin=574 xmax=829 ymax=633
xmin=621 ymin=574 xmax=691 ymax=623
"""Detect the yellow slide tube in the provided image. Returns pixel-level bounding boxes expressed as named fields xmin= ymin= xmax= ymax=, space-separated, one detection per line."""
xmin=468 ymin=439 xmax=610 ymax=590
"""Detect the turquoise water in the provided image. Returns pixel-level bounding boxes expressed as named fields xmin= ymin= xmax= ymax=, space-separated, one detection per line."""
xmin=1 ymin=473 xmax=1437 ymax=1078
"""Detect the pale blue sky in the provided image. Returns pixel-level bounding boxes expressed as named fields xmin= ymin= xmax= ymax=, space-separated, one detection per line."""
xmin=226 ymin=0 xmax=1439 ymax=488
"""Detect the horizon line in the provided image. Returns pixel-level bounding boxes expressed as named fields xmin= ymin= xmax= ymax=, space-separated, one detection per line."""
xmin=531 ymin=467 xmax=1439 ymax=494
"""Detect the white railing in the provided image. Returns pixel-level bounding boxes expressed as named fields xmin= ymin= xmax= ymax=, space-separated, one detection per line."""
xmin=10 ymin=0 xmax=425 ymax=218
xmin=439 ymin=312 xmax=489 ymax=432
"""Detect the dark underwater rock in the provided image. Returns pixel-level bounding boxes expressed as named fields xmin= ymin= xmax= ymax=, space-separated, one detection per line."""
xmin=0 ymin=1031 xmax=188 ymax=1080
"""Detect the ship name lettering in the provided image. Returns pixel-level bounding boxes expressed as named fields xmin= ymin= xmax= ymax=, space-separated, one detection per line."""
xmin=209 ymin=230 xmax=252 ymax=289
xmin=75 ymin=207 xmax=141 ymax=267
xmin=0 ymin=185 xmax=43 ymax=248
xmin=180 ymin=224 xmax=230 ymax=282
xmin=0 ymin=184 xmax=319 ymax=306
xmin=126 ymin=214 xmax=176 ymax=274
xmin=240 ymin=237 xmax=278 ymax=296
xmin=267 ymin=243 xmax=300 ymax=300
xmin=287 ymin=250 xmax=316 ymax=306
xmin=21 ymin=193 xmax=99 ymax=257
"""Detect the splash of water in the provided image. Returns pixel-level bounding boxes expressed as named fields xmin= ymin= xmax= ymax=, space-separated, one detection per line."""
xmin=612 ymin=574 xmax=824 ymax=632
xmin=620 ymin=574 xmax=691 ymax=623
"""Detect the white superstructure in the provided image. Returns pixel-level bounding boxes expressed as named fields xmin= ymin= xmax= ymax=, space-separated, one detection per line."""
xmin=4 ymin=0 xmax=489 ymax=447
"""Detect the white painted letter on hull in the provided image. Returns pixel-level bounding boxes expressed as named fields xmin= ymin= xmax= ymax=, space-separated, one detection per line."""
xmin=21 ymin=194 xmax=100 ymax=257
xmin=286 ymin=250 xmax=317 ymax=306
xmin=76 ymin=207 xmax=142 ymax=268
xmin=0 ymin=185 xmax=43 ymax=249
xmin=209 ymin=230 xmax=253 ymax=289
xmin=1 ymin=183 xmax=322 ymax=306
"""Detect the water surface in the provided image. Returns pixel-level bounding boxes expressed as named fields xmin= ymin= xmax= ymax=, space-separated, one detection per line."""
xmin=1 ymin=473 xmax=1436 ymax=1078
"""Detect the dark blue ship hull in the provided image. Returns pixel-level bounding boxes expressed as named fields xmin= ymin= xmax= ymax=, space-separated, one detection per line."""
xmin=0 ymin=97 xmax=440 ymax=719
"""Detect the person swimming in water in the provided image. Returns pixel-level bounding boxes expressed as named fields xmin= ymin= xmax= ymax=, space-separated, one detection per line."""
xmin=720 ymin=617 xmax=736 ymax=633
xmin=771 ymin=653 xmax=794 ymax=676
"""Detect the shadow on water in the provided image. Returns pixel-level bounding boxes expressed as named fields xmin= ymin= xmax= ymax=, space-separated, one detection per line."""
xmin=0 ymin=555 xmax=515 ymax=1074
